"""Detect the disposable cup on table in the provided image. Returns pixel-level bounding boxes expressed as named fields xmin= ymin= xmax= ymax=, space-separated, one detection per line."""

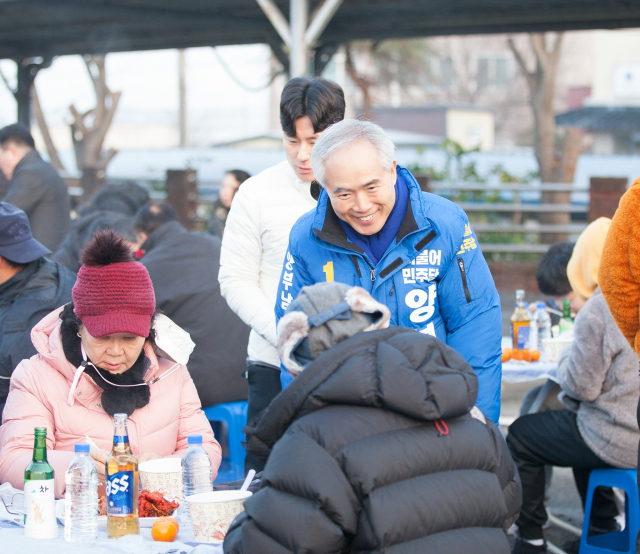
xmin=542 ymin=337 xmax=572 ymax=364
xmin=139 ymin=458 xmax=182 ymax=501
xmin=186 ymin=490 xmax=251 ymax=543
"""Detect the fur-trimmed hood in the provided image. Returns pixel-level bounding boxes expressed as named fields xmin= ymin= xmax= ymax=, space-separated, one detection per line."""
xmin=277 ymin=283 xmax=390 ymax=375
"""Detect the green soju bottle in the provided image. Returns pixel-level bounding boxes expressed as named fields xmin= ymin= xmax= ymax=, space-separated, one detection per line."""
xmin=559 ymin=299 xmax=575 ymax=335
xmin=24 ymin=427 xmax=58 ymax=538
xmin=106 ymin=413 xmax=139 ymax=538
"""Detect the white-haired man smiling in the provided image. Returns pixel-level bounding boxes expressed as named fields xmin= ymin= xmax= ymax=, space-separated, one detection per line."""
xmin=275 ymin=119 xmax=503 ymax=423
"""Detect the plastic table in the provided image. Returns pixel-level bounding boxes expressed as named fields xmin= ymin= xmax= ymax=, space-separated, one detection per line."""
xmin=502 ymin=360 xmax=557 ymax=383
xmin=0 ymin=520 xmax=223 ymax=554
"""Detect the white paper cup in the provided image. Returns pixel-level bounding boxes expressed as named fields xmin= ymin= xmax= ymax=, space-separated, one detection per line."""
xmin=139 ymin=458 xmax=182 ymax=501
xmin=186 ymin=490 xmax=251 ymax=543
xmin=542 ymin=337 xmax=572 ymax=363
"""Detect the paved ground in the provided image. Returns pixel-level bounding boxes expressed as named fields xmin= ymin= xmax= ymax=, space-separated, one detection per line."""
xmin=501 ymin=381 xmax=585 ymax=552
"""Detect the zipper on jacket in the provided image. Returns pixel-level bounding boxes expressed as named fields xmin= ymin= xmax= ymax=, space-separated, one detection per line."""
xmin=389 ymin=283 xmax=395 ymax=297
xmin=362 ymin=258 xmax=376 ymax=282
xmin=457 ymin=257 xmax=472 ymax=303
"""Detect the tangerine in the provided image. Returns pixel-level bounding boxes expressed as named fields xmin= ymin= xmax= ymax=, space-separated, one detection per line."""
xmin=511 ymin=350 xmax=524 ymax=361
xmin=530 ymin=350 xmax=541 ymax=362
xmin=501 ymin=348 xmax=512 ymax=362
xmin=151 ymin=517 xmax=179 ymax=542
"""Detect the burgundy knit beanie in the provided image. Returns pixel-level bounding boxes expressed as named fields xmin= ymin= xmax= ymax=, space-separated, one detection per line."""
xmin=72 ymin=230 xmax=156 ymax=338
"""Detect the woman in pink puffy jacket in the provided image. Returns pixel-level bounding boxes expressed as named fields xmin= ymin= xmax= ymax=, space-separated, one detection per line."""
xmin=0 ymin=230 xmax=221 ymax=497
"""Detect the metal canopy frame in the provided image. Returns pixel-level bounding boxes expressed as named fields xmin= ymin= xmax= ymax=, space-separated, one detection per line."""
xmin=2 ymin=0 xmax=640 ymax=61
xmin=3 ymin=0 xmax=640 ymax=123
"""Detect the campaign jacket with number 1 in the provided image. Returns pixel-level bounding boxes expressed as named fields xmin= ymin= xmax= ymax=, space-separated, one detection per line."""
xmin=275 ymin=166 xmax=502 ymax=423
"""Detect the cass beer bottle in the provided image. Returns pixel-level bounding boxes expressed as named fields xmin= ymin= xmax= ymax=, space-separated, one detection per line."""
xmin=511 ymin=289 xmax=531 ymax=357
xmin=106 ymin=413 xmax=139 ymax=538
xmin=24 ymin=427 xmax=58 ymax=538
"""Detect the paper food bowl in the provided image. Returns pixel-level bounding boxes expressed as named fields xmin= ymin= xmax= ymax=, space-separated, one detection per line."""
xmin=542 ymin=337 xmax=573 ymax=363
xmin=186 ymin=490 xmax=252 ymax=543
xmin=139 ymin=458 xmax=182 ymax=501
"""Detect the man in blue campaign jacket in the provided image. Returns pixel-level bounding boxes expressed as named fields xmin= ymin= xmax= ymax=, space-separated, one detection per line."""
xmin=275 ymin=120 xmax=502 ymax=423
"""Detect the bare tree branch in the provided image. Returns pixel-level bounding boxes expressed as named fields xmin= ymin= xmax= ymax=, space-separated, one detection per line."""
xmin=92 ymin=90 xmax=121 ymax=151
xmin=95 ymin=148 xmax=117 ymax=170
xmin=69 ymin=104 xmax=88 ymax=137
xmin=32 ymin=86 xmax=65 ymax=172
xmin=70 ymin=53 xmax=120 ymax=174
xmin=345 ymin=43 xmax=374 ymax=120
xmin=530 ymin=34 xmax=552 ymax=72
xmin=85 ymin=56 xmax=107 ymax=130
xmin=0 ymin=67 xmax=15 ymax=94
xmin=507 ymin=37 xmax=536 ymax=91
xmin=551 ymin=33 xmax=564 ymax=64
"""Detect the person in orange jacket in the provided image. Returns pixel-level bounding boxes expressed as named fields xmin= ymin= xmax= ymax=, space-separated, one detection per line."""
xmin=598 ymin=176 xmax=640 ymax=491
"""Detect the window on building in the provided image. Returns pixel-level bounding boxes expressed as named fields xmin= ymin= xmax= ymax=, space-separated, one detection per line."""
xmin=440 ymin=58 xmax=455 ymax=90
xmin=495 ymin=57 xmax=508 ymax=87
xmin=477 ymin=58 xmax=489 ymax=89
xmin=476 ymin=55 xmax=509 ymax=89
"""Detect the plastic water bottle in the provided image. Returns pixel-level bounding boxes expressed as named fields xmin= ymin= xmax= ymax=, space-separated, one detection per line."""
xmin=64 ymin=443 xmax=98 ymax=541
xmin=532 ymin=302 xmax=552 ymax=357
xmin=181 ymin=434 xmax=213 ymax=527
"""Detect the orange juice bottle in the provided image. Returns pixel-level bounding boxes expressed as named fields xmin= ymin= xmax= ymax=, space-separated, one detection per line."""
xmin=511 ymin=290 xmax=531 ymax=359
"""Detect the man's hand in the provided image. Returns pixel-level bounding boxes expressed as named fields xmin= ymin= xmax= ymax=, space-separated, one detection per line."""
xmin=138 ymin=452 xmax=162 ymax=465
xmin=89 ymin=446 xmax=108 ymax=482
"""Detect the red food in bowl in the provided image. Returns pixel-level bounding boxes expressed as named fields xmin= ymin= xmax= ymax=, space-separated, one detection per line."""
xmin=98 ymin=490 xmax=179 ymax=518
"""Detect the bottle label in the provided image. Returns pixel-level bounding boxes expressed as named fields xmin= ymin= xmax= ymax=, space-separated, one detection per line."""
xmin=113 ymin=435 xmax=129 ymax=444
xmin=512 ymin=322 xmax=530 ymax=350
xmin=106 ymin=471 xmax=135 ymax=516
xmin=24 ymin=479 xmax=56 ymax=531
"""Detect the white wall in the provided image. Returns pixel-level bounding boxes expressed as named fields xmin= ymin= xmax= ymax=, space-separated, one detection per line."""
xmin=589 ymin=29 xmax=640 ymax=105
xmin=446 ymin=109 xmax=495 ymax=151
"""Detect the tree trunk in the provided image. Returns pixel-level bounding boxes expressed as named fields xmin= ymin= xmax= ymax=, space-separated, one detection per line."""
xmin=345 ymin=43 xmax=374 ymax=120
xmin=508 ymin=33 xmax=582 ymax=244
xmin=68 ymin=54 xmax=121 ymax=199
xmin=32 ymin=85 xmax=65 ymax=172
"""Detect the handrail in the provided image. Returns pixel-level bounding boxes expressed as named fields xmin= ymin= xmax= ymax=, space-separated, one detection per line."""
xmin=457 ymin=202 xmax=585 ymax=213
xmin=480 ymin=244 xmax=551 ymax=253
xmin=67 ymin=178 xmax=588 ymax=256
xmin=472 ymin=223 xmax=587 ymax=233
xmin=431 ymin=182 xmax=578 ymax=192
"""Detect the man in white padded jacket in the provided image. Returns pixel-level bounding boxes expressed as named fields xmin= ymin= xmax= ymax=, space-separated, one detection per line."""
xmin=219 ymin=77 xmax=345 ymax=471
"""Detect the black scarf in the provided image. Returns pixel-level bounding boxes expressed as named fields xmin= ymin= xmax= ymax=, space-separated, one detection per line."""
xmin=60 ymin=324 xmax=151 ymax=416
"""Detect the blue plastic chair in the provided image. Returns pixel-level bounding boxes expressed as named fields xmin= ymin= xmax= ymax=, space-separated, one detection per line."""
xmin=202 ymin=401 xmax=248 ymax=483
xmin=579 ymin=469 xmax=639 ymax=554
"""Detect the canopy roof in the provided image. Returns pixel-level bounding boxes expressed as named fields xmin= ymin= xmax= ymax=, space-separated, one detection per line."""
xmin=556 ymin=107 xmax=640 ymax=132
xmin=2 ymin=0 xmax=640 ymax=60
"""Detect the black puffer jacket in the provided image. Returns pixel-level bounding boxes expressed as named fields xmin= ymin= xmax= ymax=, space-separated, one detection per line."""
xmin=139 ymin=221 xmax=249 ymax=406
xmin=0 ymin=257 xmax=75 ymax=418
xmin=224 ymin=327 xmax=520 ymax=554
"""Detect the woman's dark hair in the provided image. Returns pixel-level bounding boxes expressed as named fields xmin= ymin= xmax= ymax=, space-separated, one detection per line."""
xmin=132 ymin=201 xmax=178 ymax=236
xmin=280 ymin=77 xmax=345 ymax=138
xmin=536 ymin=242 xmax=575 ymax=296
xmin=226 ymin=170 xmax=251 ymax=185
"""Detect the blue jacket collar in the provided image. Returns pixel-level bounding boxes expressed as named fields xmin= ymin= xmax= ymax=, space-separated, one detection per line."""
xmin=311 ymin=165 xmax=426 ymax=255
